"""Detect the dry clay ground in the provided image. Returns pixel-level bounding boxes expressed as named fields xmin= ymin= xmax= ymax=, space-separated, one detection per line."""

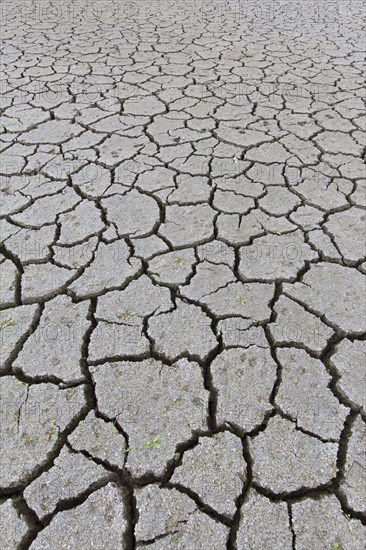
xmin=0 ymin=1 xmax=365 ymax=548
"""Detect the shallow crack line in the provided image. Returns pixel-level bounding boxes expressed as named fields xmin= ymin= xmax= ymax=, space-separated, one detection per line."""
xmin=320 ymin=335 xmax=366 ymax=414
xmin=0 ymin=391 xmax=90 ymax=497
xmin=28 ymin=474 xmax=118 ymax=541
xmin=1 ymin=303 xmax=43 ymax=374
xmin=227 ymin=435 xmax=253 ymax=550
xmin=162 ymin=481 xmax=232 ymax=527
xmin=287 ymin=502 xmax=297 ymax=550
xmin=137 ymin=526 xmax=183 ymax=547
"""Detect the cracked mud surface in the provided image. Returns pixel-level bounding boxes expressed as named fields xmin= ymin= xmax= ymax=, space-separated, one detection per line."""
xmin=0 ymin=1 xmax=365 ymax=548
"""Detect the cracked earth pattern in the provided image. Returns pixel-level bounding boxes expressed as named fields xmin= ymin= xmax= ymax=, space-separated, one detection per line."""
xmin=0 ymin=0 xmax=365 ymax=548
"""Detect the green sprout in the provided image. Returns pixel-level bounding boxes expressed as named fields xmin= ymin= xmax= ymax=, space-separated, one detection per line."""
xmin=45 ymin=419 xmax=58 ymax=442
xmin=0 ymin=316 xmax=13 ymax=329
xmin=110 ymin=422 xmax=119 ymax=433
xmin=143 ymin=434 xmax=161 ymax=450
xmin=117 ymin=310 xmax=133 ymax=321
xmin=174 ymin=257 xmax=186 ymax=266
xmin=21 ymin=433 xmax=38 ymax=446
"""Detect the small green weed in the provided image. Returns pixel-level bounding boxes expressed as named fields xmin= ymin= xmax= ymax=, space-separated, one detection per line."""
xmin=0 ymin=316 xmax=13 ymax=329
xmin=143 ymin=434 xmax=161 ymax=450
